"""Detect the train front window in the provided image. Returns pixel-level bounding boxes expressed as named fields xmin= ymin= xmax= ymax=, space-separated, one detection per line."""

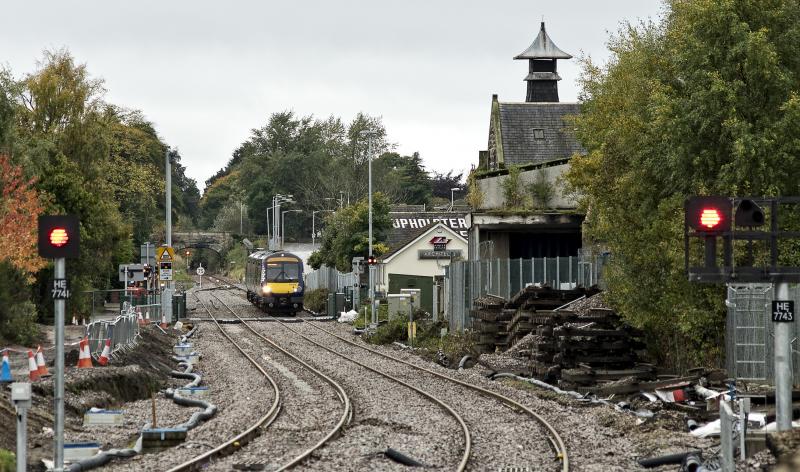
xmin=266 ymin=262 xmax=300 ymax=282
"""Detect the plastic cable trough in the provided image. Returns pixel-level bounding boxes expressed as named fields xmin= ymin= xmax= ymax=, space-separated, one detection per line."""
xmin=167 ymin=288 xmax=283 ymax=472
xmin=206 ymin=290 xmax=355 ymax=472
xmin=66 ymin=325 xmax=205 ymax=472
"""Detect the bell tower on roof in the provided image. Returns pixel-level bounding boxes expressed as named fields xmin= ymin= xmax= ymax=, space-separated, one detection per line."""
xmin=514 ymin=22 xmax=572 ymax=103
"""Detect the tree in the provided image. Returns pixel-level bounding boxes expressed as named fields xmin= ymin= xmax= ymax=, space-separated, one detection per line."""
xmin=564 ymin=0 xmax=800 ymax=368
xmin=431 ymin=170 xmax=465 ymax=199
xmin=309 ymin=193 xmax=391 ymax=271
xmin=0 ymin=155 xmax=45 ymax=278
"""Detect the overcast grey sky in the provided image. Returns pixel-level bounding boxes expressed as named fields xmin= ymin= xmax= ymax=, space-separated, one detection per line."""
xmin=2 ymin=1 xmax=663 ymax=190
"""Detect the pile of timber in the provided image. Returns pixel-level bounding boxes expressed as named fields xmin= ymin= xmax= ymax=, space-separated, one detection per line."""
xmin=472 ymin=286 xmax=654 ymax=389
xmin=471 ymin=295 xmax=510 ymax=353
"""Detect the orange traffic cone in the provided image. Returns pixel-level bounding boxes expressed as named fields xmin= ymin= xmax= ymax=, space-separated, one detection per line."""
xmin=28 ymin=350 xmax=40 ymax=381
xmin=77 ymin=338 xmax=93 ymax=368
xmin=36 ymin=346 xmax=50 ymax=377
xmin=98 ymin=339 xmax=111 ymax=366
xmin=160 ymin=313 xmax=168 ymax=329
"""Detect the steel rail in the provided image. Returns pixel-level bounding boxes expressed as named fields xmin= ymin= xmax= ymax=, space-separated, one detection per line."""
xmin=209 ymin=288 xmax=471 ymax=471
xmin=167 ymin=290 xmax=282 ymax=472
xmin=270 ymin=317 xmax=472 ymax=471
xmin=305 ymin=321 xmax=570 ymax=472
xmin=206 ymin=290 xmax=353 ymax=471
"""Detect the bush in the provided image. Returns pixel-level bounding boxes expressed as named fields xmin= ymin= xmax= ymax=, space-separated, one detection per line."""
xmin=0 ymin=450 xmax=14 ymax=472
xmin=304 ymin=288 xmax=329 ymax=313
xmin=0 ymin=301 xmax=38 ymax=345
xmin=364 ymin=314 xmax=408 ymax=345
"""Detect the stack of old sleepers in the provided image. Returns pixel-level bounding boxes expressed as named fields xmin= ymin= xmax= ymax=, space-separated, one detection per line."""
xmin=471 ymin=295 xmax=509 ymax=353
xmin=504 ymin=285 xmax=588 ymax=348
xmin=555 ymin=308 xmax=653 ymax=391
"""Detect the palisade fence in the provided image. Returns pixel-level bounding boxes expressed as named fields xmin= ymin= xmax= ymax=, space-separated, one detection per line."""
xmin=726 ymin=284 xmax=800 ymax=383
xmin=86 ymin=303 xmax=140 ymax=358
xmin=444 ymin=252 xmax=609 ymax=333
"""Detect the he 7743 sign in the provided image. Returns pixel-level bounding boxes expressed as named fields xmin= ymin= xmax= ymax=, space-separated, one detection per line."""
xmin=772 ymin=300 xmax=795 ymax=322
xmin=52 ymin=279 xmax=71 ymax=299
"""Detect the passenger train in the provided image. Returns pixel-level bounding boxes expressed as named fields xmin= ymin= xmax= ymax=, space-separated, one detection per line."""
xmin=245 ymin=250 xmax=304 ymax=315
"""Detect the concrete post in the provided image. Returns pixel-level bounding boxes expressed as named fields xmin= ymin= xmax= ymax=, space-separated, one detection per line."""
xmin=774 ymin=281 xmax=793 ymax=431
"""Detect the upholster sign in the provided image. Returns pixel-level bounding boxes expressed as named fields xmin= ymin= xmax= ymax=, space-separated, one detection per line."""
xmin=391 ymin=216 xmax=468 ymax=237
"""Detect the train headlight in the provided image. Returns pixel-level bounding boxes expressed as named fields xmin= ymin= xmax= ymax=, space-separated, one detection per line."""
xmin=293 ymin=285 xmax=301 ymax=292
xmin=262 ymin=285 xmax=271 ymax=294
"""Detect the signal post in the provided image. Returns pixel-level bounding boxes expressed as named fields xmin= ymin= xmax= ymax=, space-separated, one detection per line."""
xmin=38 ymin=215 xmax=80 ymax=471
xmin=685 ymin=196 xmax=799 ymax=431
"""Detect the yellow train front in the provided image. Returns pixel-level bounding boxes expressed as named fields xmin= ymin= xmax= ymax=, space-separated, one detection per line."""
xmin=245 ymin=250 xmax=304 ymax=315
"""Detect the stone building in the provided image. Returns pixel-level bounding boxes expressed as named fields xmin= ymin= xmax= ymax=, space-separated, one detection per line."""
xmin=469 ymin=22 xmax=586 ymax=261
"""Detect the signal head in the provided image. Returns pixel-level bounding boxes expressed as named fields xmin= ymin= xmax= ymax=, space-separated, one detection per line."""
xmin=38 ymin=216 xmax=80 ymax=258
xmin=686 ymin=197 xmax=732 ymax=233
xmin=735 ymin=199 xmax=765 ymax=227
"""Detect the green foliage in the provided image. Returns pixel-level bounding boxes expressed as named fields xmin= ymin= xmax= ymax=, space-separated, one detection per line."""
xmin=197 ymin=110 xmax=434 ymax=240
xmin=565 ymin=0 xmax=800 ymax=369
xmin=0 ymin=260 xmax=38 ymax=344
xmin=501 ymin=165 xmax=525 ymax=208
xmin=465 ymin=170 xmax=485 ymax=209
xmin=309 ymin=193 xmax=391 ymax=272
xmin=528 ymin=169 xmax=556 ymax=209
xmin=0 ymin=450 xmax=13 ymax=472
xmin=303 ymin=288 xmax=329 ymax=313
xmin=364 ymin=313 xmax=408 ymax=345
xmin=0 ymin=49 xmax=200 ymax=324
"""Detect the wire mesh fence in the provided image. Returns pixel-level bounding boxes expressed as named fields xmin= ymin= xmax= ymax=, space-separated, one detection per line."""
xmin=444 ymin=253 xmax=608 ymax=333
xmin=726 ymin=283 xmax=800 ymax=383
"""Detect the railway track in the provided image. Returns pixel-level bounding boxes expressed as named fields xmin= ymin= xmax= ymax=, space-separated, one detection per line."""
xmin=172 ymin=285 xmax=352 ymax=471
xmin=207 ymin=278 xmax=568 ymax=470
xmin=206 ymin=288 xmax=472 ymax=471
xmin=301 ymin=321 xmax=570 ymax=471
xmin=167 ymin=288 xmax=282 ymax=471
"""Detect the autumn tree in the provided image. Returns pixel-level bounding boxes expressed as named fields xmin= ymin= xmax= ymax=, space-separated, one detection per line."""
xmin=0 ymin=155 xmax=45 ymax=277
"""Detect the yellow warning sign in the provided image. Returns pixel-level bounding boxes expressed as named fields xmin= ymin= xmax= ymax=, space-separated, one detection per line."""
xmin=156 ymin=246 xmax=175 ymax=262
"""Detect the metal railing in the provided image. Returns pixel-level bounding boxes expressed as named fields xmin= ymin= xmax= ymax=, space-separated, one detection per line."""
xmin=85 ymin=303 xmax=140 ymax=358
xmin=444 ymin=253 xmax=608 ymax=333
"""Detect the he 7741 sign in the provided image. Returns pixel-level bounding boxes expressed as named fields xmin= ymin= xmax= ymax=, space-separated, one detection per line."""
xmin=772 ymin=300 xmax=795 ymax=322
xmin=52 ymin=279 xmax=71 ymax=299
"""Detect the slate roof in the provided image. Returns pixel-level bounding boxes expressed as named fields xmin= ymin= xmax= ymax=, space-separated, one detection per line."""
xmin=380 ymin=223 xmax=435 ymax=260
xmin=387 ymin=212 xmax=469 ymax=250
xmin=497 ymin=102 xmax=584 ymax=165
xmin=514 ymin=22 xmax=572 ymax=60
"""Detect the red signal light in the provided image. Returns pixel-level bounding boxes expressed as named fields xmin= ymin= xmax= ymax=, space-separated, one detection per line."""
xmin=700 ymin=209 xmax=721 ymax=229
xmin=49 ymin=228 xmax=69 ymax=247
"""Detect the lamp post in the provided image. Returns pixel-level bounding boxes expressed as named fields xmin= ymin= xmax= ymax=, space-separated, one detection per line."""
xmin=238 ymin=201 xmax=246 ymax=234
xmin=312 ymin=210 xmax=334 ymax=247
xmin=281 ymin=209 xmax=302 ymax=249
xmin=360 ymin=130 xmax=378 ymax=326
xmin=271 ymin=194 xmax=293 ymax=250
xmin=450 ymin=187 xmax=460 ymax=210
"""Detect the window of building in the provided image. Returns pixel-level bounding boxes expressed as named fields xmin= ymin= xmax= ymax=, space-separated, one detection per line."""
xmin=533 ymin=129 xmax=545 ymax=140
